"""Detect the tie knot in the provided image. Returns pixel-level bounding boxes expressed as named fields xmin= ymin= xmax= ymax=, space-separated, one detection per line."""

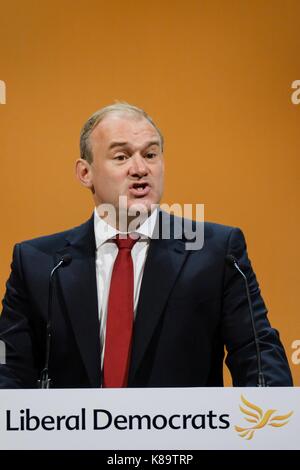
xmin=115 ymin=234 xmax=139 ymax=250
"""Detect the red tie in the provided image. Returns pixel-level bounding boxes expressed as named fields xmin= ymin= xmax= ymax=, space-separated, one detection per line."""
xmin=103 ymin=235 xmax=138 ymax=388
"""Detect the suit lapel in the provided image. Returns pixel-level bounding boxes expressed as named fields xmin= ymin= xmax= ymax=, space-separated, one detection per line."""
xmin=129 ymin=217 xmax=189 ymax=382
xmin=56 ymin=216 xmax=101 ymax=387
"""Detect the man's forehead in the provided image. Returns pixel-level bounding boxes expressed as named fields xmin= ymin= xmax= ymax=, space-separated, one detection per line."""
xmin=91 ymin=113 xmax=159 ymax=143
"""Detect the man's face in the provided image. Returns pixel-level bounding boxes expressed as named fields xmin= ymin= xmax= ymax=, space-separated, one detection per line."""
xmin=87 ymin=113 xmax=164 ymax=217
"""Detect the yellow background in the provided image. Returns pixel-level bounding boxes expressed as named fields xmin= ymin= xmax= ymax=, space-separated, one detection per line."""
xmin=0 ymin=0 xmax=299 ymax=385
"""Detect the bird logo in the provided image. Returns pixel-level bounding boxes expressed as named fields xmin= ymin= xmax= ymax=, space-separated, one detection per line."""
xmin=235 ymin=395 xmax=293 ymax=440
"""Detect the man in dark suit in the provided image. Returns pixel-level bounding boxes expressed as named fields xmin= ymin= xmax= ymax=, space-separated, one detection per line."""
xmin=0 ymin=103 xmax=293 ymax=388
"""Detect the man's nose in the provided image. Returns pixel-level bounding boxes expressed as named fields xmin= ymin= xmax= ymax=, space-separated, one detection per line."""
xmin=128 ymin=154 xmax=148 ymax=177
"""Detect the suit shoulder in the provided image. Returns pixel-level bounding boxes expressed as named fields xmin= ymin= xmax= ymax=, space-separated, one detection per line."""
xmin=203 ymin=221 xmax=241 ymax=237
xmin=172 ymin=213 xmax=241 ymax=238
xmin=168 ymin=213 xmax=245 ymax=250
xmin=15 ymin=218 xmax=92 ymax=252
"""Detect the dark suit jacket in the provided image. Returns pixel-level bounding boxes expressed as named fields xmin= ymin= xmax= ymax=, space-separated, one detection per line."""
xmin=0 ymin=212 xmax=293 ymax=388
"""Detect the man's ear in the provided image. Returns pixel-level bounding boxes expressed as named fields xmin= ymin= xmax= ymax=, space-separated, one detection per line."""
xmin=75 ymin=158 xmax=94 ymax=190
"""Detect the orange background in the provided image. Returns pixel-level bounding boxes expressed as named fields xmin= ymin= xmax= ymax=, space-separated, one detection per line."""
xmin=0 ymin=0 xmax=299 ymax=385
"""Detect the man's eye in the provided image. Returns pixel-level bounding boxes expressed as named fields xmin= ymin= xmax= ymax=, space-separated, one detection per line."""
xmin=114 ymin=155 xmax=127 ymax=161
xmin=145 ymin=153 xmax=156 ymax=159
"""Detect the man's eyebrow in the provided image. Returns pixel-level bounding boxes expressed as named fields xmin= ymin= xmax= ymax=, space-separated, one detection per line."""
xmin=108 ymin=140 xmax=161 ymax=151
xmin=144 ymin=140 xmax=161 ymax=148
xmin=108 ymin=141 xmax=128 ymax=150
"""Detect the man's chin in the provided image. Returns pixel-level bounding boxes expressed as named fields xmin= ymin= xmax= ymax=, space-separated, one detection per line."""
xmin=127 ymin=199 xmax=159 ymax=216
xmin=96 ymin=197 xmax=159 ymax=230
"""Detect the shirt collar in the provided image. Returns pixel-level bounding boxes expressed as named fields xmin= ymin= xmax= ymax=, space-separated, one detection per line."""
xmin=94 ymin=207 xmax=158 ymax=249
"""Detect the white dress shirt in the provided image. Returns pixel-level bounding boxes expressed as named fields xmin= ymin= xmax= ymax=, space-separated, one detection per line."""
xmin=94 ymin=208 xmax=158 ymax=367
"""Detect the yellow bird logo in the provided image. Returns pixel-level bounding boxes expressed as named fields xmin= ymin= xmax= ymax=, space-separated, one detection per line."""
xmin=235 ymin=395 xmax=293 ymax=440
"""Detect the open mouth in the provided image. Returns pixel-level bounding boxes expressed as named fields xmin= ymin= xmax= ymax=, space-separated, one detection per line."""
xmin=129 ymin=182 xmax=150 ymax=197
xmin=132 ymin=182 xmax=148 ymax=192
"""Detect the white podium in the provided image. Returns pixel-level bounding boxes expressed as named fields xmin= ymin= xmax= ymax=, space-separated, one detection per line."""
xmin=0 ymin=387 xmax=299 ymax=450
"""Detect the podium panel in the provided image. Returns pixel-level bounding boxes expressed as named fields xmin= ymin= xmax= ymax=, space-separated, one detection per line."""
xmin=0 ymin=387 xmax=299 ymax=450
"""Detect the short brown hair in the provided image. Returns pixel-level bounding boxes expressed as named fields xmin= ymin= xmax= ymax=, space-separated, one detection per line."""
xmin=80 ymin=102 xmax=164 ymax=163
